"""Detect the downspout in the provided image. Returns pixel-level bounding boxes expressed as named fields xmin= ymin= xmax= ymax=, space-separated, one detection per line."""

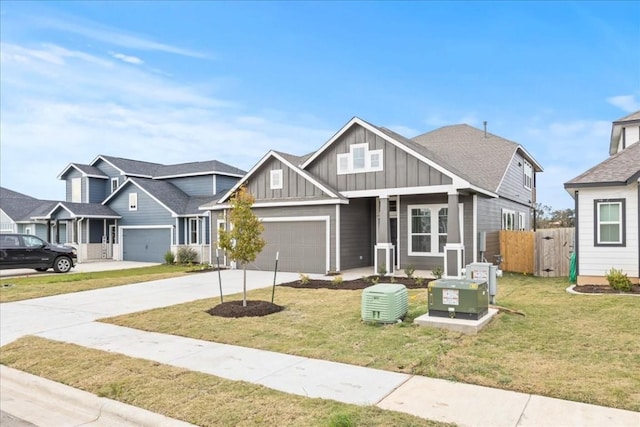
xmin=574 ymin=191 xmax=579 ymax=280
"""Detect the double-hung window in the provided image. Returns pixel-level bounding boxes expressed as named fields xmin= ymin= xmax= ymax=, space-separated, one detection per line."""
xmin=189 ymin=218 xmax=199 ymax=244
xmin=409 ymin=204 xmax=462 ymax=255
xmin=502 ymin=209 xmax=515 ymax=230
xmin=523 ymin=160 xmax=533 ymax=190
xmin=595 ymin=199 xmax=625 ymax=246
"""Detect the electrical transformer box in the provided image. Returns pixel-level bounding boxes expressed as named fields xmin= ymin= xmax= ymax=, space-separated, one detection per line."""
xmin=362 ymin=283 xmax=408 ymax=323
xmin=428 ymin=279 xmax=488 ymax=320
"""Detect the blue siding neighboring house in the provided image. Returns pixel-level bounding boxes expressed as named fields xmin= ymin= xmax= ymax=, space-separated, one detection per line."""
xmin=50 ymin=155 xmax=246 ymax=263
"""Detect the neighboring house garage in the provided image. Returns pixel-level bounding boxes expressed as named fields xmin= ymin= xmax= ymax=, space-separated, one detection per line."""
xmin=249 ymin=217 xmax=329 ymax=274
xmin=121 ymin=227 xmax=171 ymax=263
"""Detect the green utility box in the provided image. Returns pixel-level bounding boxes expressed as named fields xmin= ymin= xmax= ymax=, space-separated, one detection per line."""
xmin=362 ymin=283 xmax=408 ymax=323
xmin=428 ymin=279 xmax=488 ymax=320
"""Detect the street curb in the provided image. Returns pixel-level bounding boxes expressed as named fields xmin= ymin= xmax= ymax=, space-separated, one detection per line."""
xmin=0 ymin=366 xmax=195 ymax=427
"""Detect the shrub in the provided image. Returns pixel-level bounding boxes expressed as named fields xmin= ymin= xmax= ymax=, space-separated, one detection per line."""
xmin=177 ymin=247 xmax=198 ymax=264
xmin=299 ymin=273 xmax=311 ymax=285
xmin=163 ymin=250 xmax=175 ymax=265
xmin=432 ymin=265 xmax=444 ymax=279
xmin=331 ymin=275 xmax=344 ymax=286
xmin=404 ymin=264 xmax=415 ymax=278
xmin=606 ymin=268 xmax=633 ymax=292
xmin=414 ymin=276 xmax=425 ymax=286
xmin=377 ymin=263 xmax=387 ymax=277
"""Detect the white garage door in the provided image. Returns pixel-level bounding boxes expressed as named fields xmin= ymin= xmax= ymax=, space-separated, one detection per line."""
xmin=248 ymin=220 xmax=327 ymax=274
xmin=122 ymin=228 xmax=171 ymax=263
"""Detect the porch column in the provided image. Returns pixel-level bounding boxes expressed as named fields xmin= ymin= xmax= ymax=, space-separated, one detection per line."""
xmin=46 ymin=220 xmax=51 ymax=242
xmin=444 ymin=191 xmax=464 ymax=278
xmin=374 ymin=196 xmax=395 ymax=275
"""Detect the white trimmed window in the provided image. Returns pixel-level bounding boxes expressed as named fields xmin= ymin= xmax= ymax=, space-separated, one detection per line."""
xmin=128 ymin=193 xmax=138 ymax=211
xmin=523 ymin=160 xmax=533 ymax=190
xmin=408 ymin=204 xmax=463 ymax=256
xmin=111 ymin=178 xmax=119 ymax=193
xmin=270 ymin=169 xmax=283 ymax=190
xmin=71 ymin=177 xmax=81 ymax=203
xmin=502 ymin=209 xmax=515 ymax=230
xmin=518 ymin=212 xmax=526 ymax=231
xmin=189 ymin=218 xmax=199 ymax=244
xmin=337 ymin=143 xmax=383 ymax=175
xmin=596 ymin=199 xmax=624 ymax=245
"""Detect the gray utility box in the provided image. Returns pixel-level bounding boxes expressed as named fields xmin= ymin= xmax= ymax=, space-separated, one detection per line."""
xmin=428 ymin=279 xmax=488 ymax=320
xmin=465 ymin=262 xmax=498 ymax=304
xmin=362 ymin=283 xmax=408 ymax=323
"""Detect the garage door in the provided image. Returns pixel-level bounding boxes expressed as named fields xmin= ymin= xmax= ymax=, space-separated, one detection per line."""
xmin=122 ymin=228 xmax=171 ymax=263
xmin=249 ymin=220 xmax=327 ymax=274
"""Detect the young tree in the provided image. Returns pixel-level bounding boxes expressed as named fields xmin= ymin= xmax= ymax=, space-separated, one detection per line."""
xmin=218 ymin=186 xmax=265 ymax=306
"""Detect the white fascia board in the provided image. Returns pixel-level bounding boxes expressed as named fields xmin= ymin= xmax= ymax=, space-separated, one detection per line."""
xmin=516 ymin=145 xmax=544 ymax=172
xmin=215 ymin=151 xmax=276 ymax=204
xmin=300 ymin=117 xmax=472 ymax=189
xmin=103 ymin=178 xmax=178 ymax=217
xmin=215 ymin=151 xmax=340 ymax=205
xmin=208 ymin=198 xmax=348 ymax=211
xmin=341 ymin=185 xmax=496 ymax=199
xmin=56 ymin=164 xmax=108 ymax=180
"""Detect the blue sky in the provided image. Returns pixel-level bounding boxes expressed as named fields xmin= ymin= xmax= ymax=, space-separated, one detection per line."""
xmin=1 ymin=1 xmax=638 ymax=209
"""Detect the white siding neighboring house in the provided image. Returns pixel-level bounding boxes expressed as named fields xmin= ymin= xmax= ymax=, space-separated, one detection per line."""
xmin=565 ymin=110 xmax=640 ymax=285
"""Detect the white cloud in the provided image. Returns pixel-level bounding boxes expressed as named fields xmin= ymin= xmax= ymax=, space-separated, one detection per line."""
xmin=606 ymin=95 xmax=640 ymax=113
xmin=0 ymin=41 xmax=331 ymax=201
xmin=110 ymin=52 xmax=143 ymax=65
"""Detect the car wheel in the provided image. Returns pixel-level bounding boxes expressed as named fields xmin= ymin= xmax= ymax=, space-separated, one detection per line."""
xmin=53 ymin=256 xmax=72 ymax=273
xmin=34 ymin=268 xmax=48 ymax=272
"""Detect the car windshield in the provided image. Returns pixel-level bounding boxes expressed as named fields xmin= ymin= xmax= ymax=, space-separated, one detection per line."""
xmin=22 ymin=235 xmax=45 ymax=248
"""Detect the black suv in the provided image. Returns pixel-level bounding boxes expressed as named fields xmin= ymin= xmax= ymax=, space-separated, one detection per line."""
xmin=0 ymin=234 xmax=77 ymax=273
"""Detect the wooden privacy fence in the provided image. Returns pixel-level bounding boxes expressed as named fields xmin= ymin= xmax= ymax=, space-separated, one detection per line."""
xmin=499 ymin=228 xmax=575 ymax=277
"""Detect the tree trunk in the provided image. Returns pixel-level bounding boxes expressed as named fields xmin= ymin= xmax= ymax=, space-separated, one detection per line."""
xmin=243 ymin=264 xmax=247 ymax=307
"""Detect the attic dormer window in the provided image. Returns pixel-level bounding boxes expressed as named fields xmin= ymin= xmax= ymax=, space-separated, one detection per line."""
xmin=337 ymin=143 xmax=383 ymax=175
xmin=270 ymin=169 xmax=283 ymax=190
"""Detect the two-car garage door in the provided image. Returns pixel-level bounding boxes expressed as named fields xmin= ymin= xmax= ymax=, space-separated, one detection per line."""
xmin=248 ymin=219 xmax=328 ymax=274
xmin=122 ymin=228 xmax=171 ymax=263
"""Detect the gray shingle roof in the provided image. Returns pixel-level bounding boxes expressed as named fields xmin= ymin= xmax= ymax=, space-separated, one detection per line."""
xmin=73 ymin=164 xmax=108 ymax=177
xmin=565 ymin=142 xmax=640 ymax=188
xmin=128 ymin=177 xmax=208 ymax=216
xmin=153 ymin=160 xmax=246 ymax=178
xmin=0 ymin=187 xmax=57 ymax=221
xmin=411 ymin=124 xmax=540 ymax=193
xmin=51 ymin=202 xmax=121 ymax=218
xmin=0 ymin=187 xmax=36 ymax=200
xmin=99 ymin=155 xmax=162 ymax=177
xmin=613 ymin=110 xmax=640 ymax=123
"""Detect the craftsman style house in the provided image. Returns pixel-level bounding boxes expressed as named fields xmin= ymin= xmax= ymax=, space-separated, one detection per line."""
xmin=204 ymin=117 xmax=543 ymax=275
xmin=564 ymin=110 xmax=640 ymax=285
xmin=1 ymin=156 xmax=245 ymax=264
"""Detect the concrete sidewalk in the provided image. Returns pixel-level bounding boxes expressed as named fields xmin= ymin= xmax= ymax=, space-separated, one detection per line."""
xmin=2 ymin=269 xmax=639 ymax=426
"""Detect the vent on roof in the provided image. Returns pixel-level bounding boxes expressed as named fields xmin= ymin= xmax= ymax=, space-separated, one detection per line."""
xmin=483 ymin=121 xmax=488 ymax=138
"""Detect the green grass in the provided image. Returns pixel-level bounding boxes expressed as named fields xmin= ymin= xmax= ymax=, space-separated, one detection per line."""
xmin=102 ymin=274 xmax=640 ymax=411
xmin=0 ymin=265 xmax=189 ymax=302
xmin=0 ymin=336 xmax=447 ymax=427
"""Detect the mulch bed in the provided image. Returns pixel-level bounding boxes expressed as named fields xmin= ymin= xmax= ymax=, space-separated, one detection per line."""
xmin=206 ymin=276 xmax=432 ymax=317
xmin=206 ymin=300 xmax=284 ymax=318
xmin=572 ymin=284 xmax=640 ymax=294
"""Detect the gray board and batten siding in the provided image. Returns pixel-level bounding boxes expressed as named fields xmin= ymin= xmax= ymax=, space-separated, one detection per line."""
xmin=340 ymin=198 xmax=375 ymax=269
xmin=247 ymin=157 xmax=329 ymax=201
xmin=306 ymin=125 xmax=453 ymax=192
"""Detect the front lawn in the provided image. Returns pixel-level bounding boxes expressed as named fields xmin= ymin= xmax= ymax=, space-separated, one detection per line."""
xmin=102 ymin=274 xmax=640 ymax=411
xmin=0 ymin=265 xmax=189 ymax=302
